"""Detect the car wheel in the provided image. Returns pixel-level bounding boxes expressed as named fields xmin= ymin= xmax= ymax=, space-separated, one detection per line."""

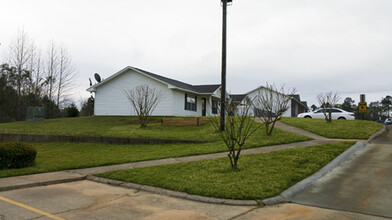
xmin=338 ymin=117 xmax=346 ymax=120
xmin=304 ymin=116 xmax=311 ymax=119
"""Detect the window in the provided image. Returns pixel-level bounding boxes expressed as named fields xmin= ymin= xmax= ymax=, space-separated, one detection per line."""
xmin=212 ymin=100 xmax=218 ymax=114
xmin=254 ymin=108 xmax=276 ymax=117
xmin=316 ymin=108 xmax=341 ymax=113
xmin=185 ymin=94 xmax=197 ymax=111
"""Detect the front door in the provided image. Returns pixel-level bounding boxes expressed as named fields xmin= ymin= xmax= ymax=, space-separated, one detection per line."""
xmin=202 ymin=98 xmax=206 ymax=116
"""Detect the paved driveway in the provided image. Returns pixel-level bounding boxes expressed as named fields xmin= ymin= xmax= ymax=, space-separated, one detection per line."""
xmin=1 ymin=180 xmax=388 ymax=220
xmin=290 ymin=126 xmax=392 ymax=218
xmin=0 ymin=180 xmax=254 ymax=220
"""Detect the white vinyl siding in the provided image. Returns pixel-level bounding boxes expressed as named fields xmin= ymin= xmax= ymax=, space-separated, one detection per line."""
xmin=94 ymin=69 xmax=173 ymax=116
xmin=244 ymin=88 xmax=292 ymax=117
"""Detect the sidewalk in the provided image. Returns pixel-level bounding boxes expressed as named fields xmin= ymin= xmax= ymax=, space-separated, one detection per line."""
xmin=0 ymin=123 xmax=347 ymax=192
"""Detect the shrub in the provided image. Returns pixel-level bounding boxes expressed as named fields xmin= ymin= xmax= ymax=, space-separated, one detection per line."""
xmin=66 ymin=104 xmax=79 ymax=117
xmin=0 ymin=142 xmax=37 ymax=169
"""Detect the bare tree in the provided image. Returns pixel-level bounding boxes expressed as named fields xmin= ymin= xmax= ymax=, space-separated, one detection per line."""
xmin=2 ymin=29 xmax=78 ymax=120
xmin=8 ymin=29 xmax=31 ymax=92
xmin=7 ymin=30 xmax=45 ymax=98
xmin=41 ymin=41 xmax=60 ymax=119
xmin=7 ymin=29 xmax=33 ymax=119
xmin=253 ymin=83 xmax=296 ymax=136
xmin=317 ymin=91 xmax=340 ymax=122
xmin=27 ymin=42 xmax=44 ymax=96
xmin=209 ymin=97 xmax=262 ymax=169
xmin=44 ymin=41 xmax=58 ymax=101
xmin=124 ymin=85 xmax=165 ymax=128
xmin=56 ymin=45 xmax=76 ymax=108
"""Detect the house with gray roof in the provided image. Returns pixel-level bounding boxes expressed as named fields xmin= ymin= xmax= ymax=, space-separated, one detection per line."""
xmin=230 ymin=89 xmax=308 ymax=117
xmin=87 ymin=66 xmax=221 ymax=117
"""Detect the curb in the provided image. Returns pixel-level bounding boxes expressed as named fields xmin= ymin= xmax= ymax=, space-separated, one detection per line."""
xmin=368 ymin=125 xmax=387 ymax=143
xmin=0 ymin=175 xmax=86 ymax=192
xmin=87 ymin=175 xmax=259 ymax=206
xmin=273 ymin=141 xmax=367 ymax=203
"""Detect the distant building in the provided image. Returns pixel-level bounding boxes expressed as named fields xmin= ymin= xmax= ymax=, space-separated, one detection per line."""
xmin=230 ymin=90 xmax=308 ymax=117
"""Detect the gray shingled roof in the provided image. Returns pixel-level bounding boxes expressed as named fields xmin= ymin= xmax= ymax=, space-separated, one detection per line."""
xmin=229 ymin=94 xmax=247 ymax=103
xmin=290 ymin=94 xmax=301 ymax=101
xmin=87 ymin=66 xmax=221 ymax=95
xmin=133 ymin=66 xmax=220 ymax=94
xmin=301 ymin=101 xmax=308 ymax=109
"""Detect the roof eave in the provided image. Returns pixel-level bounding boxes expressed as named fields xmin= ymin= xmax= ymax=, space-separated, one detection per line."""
xmin=86 ymin=87 xmax=96 ymax=92
xmin=87 ymin=66 xmax=131 ymax=91
xmin=171 ymin=87 xmax=205 ymax=95
xmin=291 ymin=97 xmax=308 ymax=109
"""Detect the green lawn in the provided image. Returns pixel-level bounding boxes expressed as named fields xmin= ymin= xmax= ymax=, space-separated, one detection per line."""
xmin=0 ymin=116 xmax=221 ymax=140
xmin=0 ymin=128 xmax=310 ymax=178
xmin=96 ymin=142 xmax=354 ymax=200
xmin=280 ymin=117 xmax=383 ymax=139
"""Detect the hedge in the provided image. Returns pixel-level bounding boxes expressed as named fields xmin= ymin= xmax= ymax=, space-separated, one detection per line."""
xmin=0 ymin=142 xmax=37 ymax=169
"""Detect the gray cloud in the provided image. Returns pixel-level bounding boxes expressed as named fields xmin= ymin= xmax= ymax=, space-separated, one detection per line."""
xmin=1 ymin=0 xmax=391 ymax=106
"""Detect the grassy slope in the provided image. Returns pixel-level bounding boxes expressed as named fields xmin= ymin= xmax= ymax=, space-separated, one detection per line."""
xmin=97 ymin=142 xmax=354 ymax=200
xmin=0 ymin=116 xmax=221 ymax=140
xmin=0 ymin=128 xmax=310 ymax=178
xmin=280 ymin=117 xmax=383 ymax=139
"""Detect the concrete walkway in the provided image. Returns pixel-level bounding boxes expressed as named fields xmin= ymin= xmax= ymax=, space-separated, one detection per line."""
xmin=0 ymin=122 xmax=350 ymax=193
xmin=274 ymin=121 xmax=329 ymax=140
xmin=274 ymin=121 xmax=364 ymax=142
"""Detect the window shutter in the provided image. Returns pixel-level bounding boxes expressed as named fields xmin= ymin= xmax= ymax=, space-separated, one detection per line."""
xmin=195 ymin=96 xmax=197 ymax=111
xmin=184 ymin=94 xmax=187 ymax=110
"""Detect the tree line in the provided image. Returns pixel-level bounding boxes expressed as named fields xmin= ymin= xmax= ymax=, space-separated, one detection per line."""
xmin=0 ymin=29 xmax=93 ymax=122
xmin=310 ymin=95 xmax=392 ymax=122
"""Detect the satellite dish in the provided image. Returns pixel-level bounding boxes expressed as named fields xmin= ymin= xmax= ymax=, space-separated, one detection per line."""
xmin=94 ymin=73 xmax=101 ymax=83
xmin=89 ymin=78 xmax=92 ymax=86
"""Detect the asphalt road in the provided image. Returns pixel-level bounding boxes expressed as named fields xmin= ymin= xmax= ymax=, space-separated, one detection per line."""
xmin=290 ymin=126 xmax=392 ymax=218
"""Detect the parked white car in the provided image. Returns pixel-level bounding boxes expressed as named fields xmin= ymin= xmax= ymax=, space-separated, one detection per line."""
xmin=297 ymin=108 xmax=355 ymax=120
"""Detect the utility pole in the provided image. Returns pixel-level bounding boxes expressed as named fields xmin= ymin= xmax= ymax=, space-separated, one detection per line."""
xmin=220 ymin=0 xmax=232 ymax=131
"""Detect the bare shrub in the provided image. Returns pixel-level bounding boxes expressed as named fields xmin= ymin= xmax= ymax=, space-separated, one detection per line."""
xmin=209 ymin=97 xmax=262 ymax=169
xmin=317 ymin=91 xmax=340 ymax=122
xmin=124 ymin=85 xmax=165 ymax=128
xmin=254 ymin=83 xmax=296 ymax=136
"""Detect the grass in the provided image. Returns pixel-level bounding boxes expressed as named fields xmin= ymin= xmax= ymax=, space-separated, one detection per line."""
xmin=96 ymin=142 xmax=355 ymax=200
xmin=0 ymin=116 xmax=221 ymax=140
xmin=0 ymin=128 xmax=310 ymax=178
xmin=280 ymin=117 xmax=383 ymax=139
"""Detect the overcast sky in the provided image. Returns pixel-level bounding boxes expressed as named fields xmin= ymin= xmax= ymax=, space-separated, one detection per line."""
xmin=1 ymin=0 xmax=392 ymax=107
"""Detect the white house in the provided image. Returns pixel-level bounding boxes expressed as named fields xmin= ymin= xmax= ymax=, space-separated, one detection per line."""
xmin=230 ymin=87 xmax=308 ymax=117
xmin=87 ymin=66 xmax=221 ymax=117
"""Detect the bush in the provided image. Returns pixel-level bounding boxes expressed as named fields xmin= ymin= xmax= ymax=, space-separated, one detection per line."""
xmin=0 ymin=142 xmax=37 ymax=169
xmin=66 ymin=103 xmax=79 ymax=117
